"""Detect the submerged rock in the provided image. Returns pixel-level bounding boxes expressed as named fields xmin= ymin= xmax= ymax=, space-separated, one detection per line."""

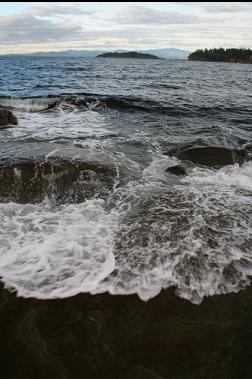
xmin=0 ymin=108 xmax=18 ymax=127
xmin=0 ymin=142 xmax=141 ymax=203
xmin=165 ymin=165 xmax=187 ymax=176
xmin=164 ymin=145 xmax=248 ymax=167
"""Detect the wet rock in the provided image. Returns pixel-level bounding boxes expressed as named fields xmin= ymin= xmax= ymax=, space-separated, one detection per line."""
xmin=0 ymin=142 xmax=141 ymax=204
xmin=164 ymin=145 xmax=248 ymax=167
xmin=0 ymin=159 xmax=116 ymax=204
xmin=1 ymin=283 xmax=252 ymax=379
xmin=0 ymin=108 xmax=18 ymax=127
xmin=165 ymin=165 xmax=187 ymax=176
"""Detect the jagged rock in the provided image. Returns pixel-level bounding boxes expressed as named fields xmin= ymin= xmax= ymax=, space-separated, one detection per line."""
xmin=0 ymin=108 xmax=18 ymax=127
xmin=164 ymin=145 xmax=248 ymax=167
xmin=165 ymin=165 xmax=187 ymax=176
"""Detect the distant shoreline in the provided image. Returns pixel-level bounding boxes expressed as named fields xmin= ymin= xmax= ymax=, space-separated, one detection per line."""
xmin=189 ymin=57 xmax=252 ymax=64
xmin=0 ymin=48 xmax=190 ymax=59
xmin=97 ymin=52 xmax=161 ymax=59
xmin=188 ymin=48 xmax=252 ymax=64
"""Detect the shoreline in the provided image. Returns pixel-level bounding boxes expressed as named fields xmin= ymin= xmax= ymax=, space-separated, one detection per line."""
xmin=188 ymin=58 xmax=252 ymax=64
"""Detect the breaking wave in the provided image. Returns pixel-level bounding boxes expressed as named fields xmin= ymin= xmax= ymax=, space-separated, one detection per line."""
xmin=0 ymin=96 xmax=58 ymax=112
xmin=1 ymin=94 xmax=252 ymax=116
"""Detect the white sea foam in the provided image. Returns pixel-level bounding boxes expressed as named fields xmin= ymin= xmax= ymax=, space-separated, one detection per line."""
xmin=183 ymin=162 xmax=252 ymax=192
xmin=0 ymin=199 xmax=116 ymax=298
xmin=2 ymin=104 xmax=115 ymax=144
xmin=96 ymin=158 xmax=252 ymax=303
xmin=0 ymin=97 xmax=57 ymax=112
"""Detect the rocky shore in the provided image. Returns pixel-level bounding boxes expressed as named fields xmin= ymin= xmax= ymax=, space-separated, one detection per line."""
xmin=1 ymin=284 xmax=252 ymax=379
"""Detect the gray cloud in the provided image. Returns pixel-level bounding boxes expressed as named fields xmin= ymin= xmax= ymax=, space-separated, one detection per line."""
xmin=0 ymin=3 xmax=251 ymax=53
xmin=202 ymin=2 xmax=252 ymax=13
xmin=0 ymin=15 xmax=83 ymax=44
xmin=113 ymin=5 xmax=199 ymax=25
xmin=23 ymin=5 xmax=93 ymax=17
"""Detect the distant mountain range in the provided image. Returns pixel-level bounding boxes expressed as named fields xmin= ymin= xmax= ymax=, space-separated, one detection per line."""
xmin=2 ymin=48 xmax=191 ymax=59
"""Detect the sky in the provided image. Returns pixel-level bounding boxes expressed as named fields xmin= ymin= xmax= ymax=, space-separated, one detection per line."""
xmin=0 ymin=2 xmax=252 ymax=54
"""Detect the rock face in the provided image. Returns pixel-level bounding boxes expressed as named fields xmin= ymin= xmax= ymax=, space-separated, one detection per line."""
xmin=164 ymin=145 xmax=248 ymax=167
xmin=0 ymin=108 xmax=18 ymax=127
xmin=165 ymin=165 xmax=187 ymax=176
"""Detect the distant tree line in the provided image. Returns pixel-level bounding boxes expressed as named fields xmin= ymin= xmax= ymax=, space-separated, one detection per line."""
xmin=188 ymin=48 xmax=252 ymax=63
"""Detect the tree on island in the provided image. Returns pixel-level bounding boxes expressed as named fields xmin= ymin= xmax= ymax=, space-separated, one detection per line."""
xmin=188 ymin=48 xmax=252 ymax=63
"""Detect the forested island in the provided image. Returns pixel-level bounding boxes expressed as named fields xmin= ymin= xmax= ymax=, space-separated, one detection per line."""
xmin=97 ymin=51 xmax=161 ymax=59
xmin=188 ymin=48 xmax=252 ymax=63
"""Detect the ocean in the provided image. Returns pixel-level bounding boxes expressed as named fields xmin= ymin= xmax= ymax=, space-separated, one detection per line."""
xmin=0 ymin=56 xmax=251 ymax=305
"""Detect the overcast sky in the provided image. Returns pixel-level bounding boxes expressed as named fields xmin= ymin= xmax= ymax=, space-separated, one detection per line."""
xmin=0 ymin=2 xmax=252 ymax=54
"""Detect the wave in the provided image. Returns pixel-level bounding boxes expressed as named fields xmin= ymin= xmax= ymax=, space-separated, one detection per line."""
xmin=0 ymin=94 xmax=160 ymax=113
xmin=64 ymin=67 xmax=88 ymax=72
xmin=0 ymin=96 xmax=58 ymax=112
xmin=1 ymin=94 xmax=251 ymax=116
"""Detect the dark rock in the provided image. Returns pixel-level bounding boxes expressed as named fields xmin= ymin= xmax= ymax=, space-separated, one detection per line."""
xmin=165 ymin=165 xmax=187 ymax=176
xmin=0 ymin=159 xmax=116 ymax=204
xmin=0 ymin=108 xmax=18 ymax=127
xmin=164 ymin=145 xmax=248 ymax=167
xmin=1 ymin=283 xmax=252 ymax=379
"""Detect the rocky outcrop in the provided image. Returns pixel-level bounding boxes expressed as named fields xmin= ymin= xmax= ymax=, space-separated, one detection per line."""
xmin=0 ymin=108 xmax=18 ymax=127
xmin=165 ymin=165 xmax=187 ymax=176
xmin=164 ymin=145 xmax=248 ymax=167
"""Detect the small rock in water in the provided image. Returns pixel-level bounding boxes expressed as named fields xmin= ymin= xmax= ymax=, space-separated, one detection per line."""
xmin=164 ymin=145 xmax=248 ymax=167
xmin=165 ymin=165 xmax=187 ymax=176
xmin=0 ymin=108 xmax=18 ymax=127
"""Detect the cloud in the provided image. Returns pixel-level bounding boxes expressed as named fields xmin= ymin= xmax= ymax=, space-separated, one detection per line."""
xmin=0 ymin=2 xmax=251 ymax=54
xmin=23 ymin=5 xmax=93 ymax=17
xmin=202 ymin=2 xmax=252 ymax=13
xmin=0 ymin=14 xmax=83 ymax=44
xmin=113 ymin=5 xmax=199 ymax=25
